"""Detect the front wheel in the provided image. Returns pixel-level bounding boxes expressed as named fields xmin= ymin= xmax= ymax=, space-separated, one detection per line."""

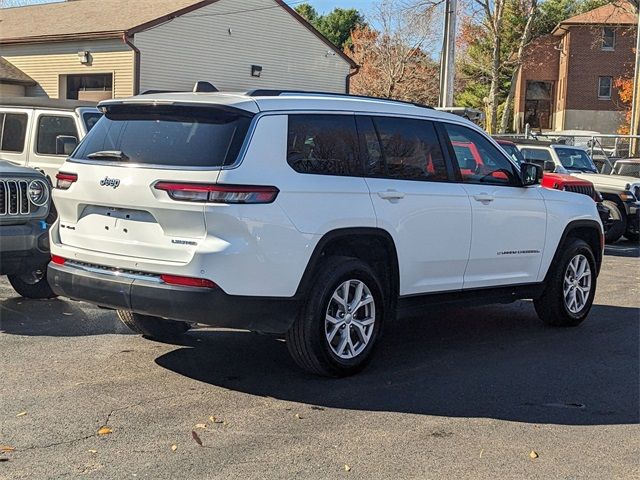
xmin=8 ymin=266 xmax=56 ymax=299
xmin=534 ymin=238 xmax=597 ymax=327
xmin=116 ymin=310 xmax=191 ymax=341
xmin=602 ymin=200 xmax=626 ymax=244
xmin=286 ymin=257 xmax=385 ymax=377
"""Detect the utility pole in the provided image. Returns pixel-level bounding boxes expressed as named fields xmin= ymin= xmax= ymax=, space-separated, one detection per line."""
xmin=439 ymin=0 xmax=457 ymax=108
xmin=630 ymin=7 xmax=640 ymax=155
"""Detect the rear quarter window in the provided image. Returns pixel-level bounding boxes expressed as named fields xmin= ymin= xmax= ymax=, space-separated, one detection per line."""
xmin=73 ymin=105 xmax=253 ymax=168
xmin=287 ymin=114 xmax=360 ymax=176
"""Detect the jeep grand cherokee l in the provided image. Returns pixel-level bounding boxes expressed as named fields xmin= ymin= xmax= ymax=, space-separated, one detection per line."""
xmin=48 ymin=89 xmax=603 ymax=377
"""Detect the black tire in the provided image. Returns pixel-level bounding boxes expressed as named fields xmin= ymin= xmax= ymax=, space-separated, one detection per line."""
xmin=286 ymin=256 xmax=385 ymax=377
xmin=116 ymin=310 xmax=191 ymax=341
xmin=603 ymin=200 xmax=626 ymax=244
xmin=8 ymin=266 xmax=56 ymax=299
xmin=534 ymin=238 xmax=597 ymax=327
xmin=624 ymin=230 xmax=639 ymax=242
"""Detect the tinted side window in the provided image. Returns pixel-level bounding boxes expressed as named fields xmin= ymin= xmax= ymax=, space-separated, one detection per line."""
xmin=0 ymin=113 xmax=28 ymax=153
xmin=36 ymin=115 xmax=78 ymax=155
xmin=287 ymin=114 xmax=359 ymax=176
xmin=444 ymin=124 xmax=518 ymax=186
xmin=367 ymin=116 xmax=448 ymax=181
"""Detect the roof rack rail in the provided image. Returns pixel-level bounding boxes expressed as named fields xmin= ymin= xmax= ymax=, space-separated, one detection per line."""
xmin=245 ymin=89 xmax=432 ymax=109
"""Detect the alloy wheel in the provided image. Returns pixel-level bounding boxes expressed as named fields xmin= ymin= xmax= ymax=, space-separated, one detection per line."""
xmin=325 ymin=279 xmax=376 ymax=359
xmin=563 ymin=254 xmax=592 ymax=314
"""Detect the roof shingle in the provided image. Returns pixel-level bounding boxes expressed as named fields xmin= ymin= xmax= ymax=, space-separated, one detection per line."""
xmin=0 ymin=0 xmax=214 ymax=43
xmin=558 ymin=0 xmax=638 ymax=27
xmin=0 ymin=57 xmax=35 ymax=85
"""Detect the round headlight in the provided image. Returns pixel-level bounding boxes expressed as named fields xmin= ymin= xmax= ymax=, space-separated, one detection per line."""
xmin=28 ymin=179 xmax=49 ymax=207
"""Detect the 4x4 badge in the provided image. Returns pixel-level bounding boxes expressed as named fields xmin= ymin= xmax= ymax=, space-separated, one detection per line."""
xmin=100 ymin=177 xmax=120 ymax=189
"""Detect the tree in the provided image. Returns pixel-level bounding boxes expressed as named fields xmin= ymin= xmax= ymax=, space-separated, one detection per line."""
xmin=295 ymin=3 xmax=365 ymax=49
xmin=347 ymin=0 xmax=441 ymax=105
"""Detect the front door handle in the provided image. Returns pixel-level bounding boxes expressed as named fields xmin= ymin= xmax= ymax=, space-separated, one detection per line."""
xmin=473 ymin=193 xmax=494 ymax=204
xmin=377 ymin=190 xmax=405 ymax=201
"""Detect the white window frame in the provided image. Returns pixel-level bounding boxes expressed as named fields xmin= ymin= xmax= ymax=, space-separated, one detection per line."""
xmin=598 ymin=76 xmax=612 ymax=100
xmin=601 ymin=27 xmax=615 ymax=51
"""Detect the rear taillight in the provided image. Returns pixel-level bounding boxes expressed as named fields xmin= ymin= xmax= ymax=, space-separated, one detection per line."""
xmin=51 ymin=255 xmax=66 ymax=265
xmin=154 ymin=182 xmax=279 ymax=204
xmin=56 ymin=172 xmax=78 ymax=190
xmin=160 ymin=274 xmax=217 ymax=289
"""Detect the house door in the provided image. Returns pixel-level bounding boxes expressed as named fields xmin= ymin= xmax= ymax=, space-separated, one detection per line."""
xmin=525 ymin=81 xmax=553 ymax=130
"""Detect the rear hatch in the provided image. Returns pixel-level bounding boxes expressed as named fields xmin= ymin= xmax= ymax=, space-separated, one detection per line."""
xmin=54 ymin=102 xmax=254 ymax=263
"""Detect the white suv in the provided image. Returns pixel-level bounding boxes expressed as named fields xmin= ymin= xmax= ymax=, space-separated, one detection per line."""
xmin=48 ymin=90 xmax=604 ymax=376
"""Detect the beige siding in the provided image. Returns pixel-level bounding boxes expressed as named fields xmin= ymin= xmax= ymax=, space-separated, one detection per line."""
xmin=1 ymin=39 xmax=134 ymax=98
xmin=0 ymin=83 xmax=25 ymax=97
xmin=135 ymin=0 xmax=351 ymax=94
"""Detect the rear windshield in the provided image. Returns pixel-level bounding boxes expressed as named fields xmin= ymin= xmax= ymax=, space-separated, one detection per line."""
xmin=73 ymin=105 xmax=253 ymax=167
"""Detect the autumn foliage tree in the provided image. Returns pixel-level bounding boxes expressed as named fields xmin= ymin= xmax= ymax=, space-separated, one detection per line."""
xmin=347 ymin=0 xmax=441 ymax=106
xmin=614 ymin=77 xmax=634 ymax=134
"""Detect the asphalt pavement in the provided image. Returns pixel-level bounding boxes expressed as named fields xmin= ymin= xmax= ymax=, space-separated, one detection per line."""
xmin=1 ymin=241 xmax=638 ymax=479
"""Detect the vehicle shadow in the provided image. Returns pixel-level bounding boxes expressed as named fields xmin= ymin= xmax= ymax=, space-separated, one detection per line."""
xmin=605 ymin=240 xmax=639 ymax=258
xmin=0 ymin=297 xmax=132 ymax=336
xmin=156 ymin=301 xmax=639 ymax=426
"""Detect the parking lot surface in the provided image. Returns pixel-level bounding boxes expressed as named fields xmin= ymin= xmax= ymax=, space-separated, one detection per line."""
xmin=1 ymin=241 xmax=638 ymax=479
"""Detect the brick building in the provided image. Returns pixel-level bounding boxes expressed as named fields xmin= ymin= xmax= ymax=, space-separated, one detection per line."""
xmin=514 ymin=1 xmax=638 ymax=133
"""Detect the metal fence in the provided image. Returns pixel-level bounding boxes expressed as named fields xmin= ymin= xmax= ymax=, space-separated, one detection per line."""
xmin=498 ymin=130 xmax=640 ymax=174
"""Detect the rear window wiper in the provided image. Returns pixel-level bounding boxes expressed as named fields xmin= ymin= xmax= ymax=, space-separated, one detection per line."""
xmin=87 ymin=150 xmax=130 ymax=161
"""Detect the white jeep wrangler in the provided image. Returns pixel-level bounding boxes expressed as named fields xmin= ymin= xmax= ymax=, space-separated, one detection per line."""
xmin=48 ymin=89 xmax=604 ymax=376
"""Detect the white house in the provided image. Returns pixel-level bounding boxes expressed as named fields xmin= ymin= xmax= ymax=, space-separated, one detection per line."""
xmin=0 ymin=0 xmax=357 ymax=100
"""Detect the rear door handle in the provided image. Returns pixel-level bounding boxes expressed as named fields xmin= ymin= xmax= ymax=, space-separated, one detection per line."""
xmin=377 ymin=190 xmax=405 ymax=200
xmin=473 ymin=193 xmax=494 ymax=204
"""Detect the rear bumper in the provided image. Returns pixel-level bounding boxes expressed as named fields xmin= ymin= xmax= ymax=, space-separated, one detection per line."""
xmin=47 ymin=262 xmax=299 ymax=334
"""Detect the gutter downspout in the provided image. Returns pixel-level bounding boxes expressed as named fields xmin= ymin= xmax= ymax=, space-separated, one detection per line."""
xmin=123 ymin=33 xmax=141 ymax=95
xmin=345 ymin=65 xmax=360 ymax=94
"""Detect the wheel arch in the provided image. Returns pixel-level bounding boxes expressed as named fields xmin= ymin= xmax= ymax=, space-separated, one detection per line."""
xmin=544 ymin=219 xmax=603 ymax=282
xmin=295 ymin=228 xmax=400 ymax=314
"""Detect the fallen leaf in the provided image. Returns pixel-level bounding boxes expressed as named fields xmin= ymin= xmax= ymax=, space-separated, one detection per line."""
xmin=529 ymin=450 xmax=539 ymax=459
xmin=479 ymin=449 xmax=484 ymax=458
xmin=344 ymin=464 xmax=351 ymax=472
xmin=194 ymin=423 xmax=207 ymax=429
xmin=97 ymin=426 xmax=112 ymax=436
xmin=16 ymin=411 xmax=27 ymax=417
xmin=192 ymin=430 xmax=203 ymax=447
xmin=171 ymin=444 xmax=177 ymax=452
xmin=295 ymin=413 xmax=303 ymax=419
xmin=0 ymin=446 xmax=16 ymax=453
xmin=209 ymin=416 xmax=224 ymax=424
xmin=88 ymin=449 xmax=97 ymax=454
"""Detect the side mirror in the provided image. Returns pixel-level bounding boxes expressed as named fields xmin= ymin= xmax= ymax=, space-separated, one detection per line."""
xmin=521 ymin=162 xmax=543 ymax=186
xmin=55 ymin=135 xmax=78 ymax=155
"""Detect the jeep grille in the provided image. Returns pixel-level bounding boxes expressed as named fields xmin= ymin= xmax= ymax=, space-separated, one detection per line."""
xmin=564 ymin=184 xmax=595 ymax=199
xmin=0 ymin=179 xmax=30 ymax=216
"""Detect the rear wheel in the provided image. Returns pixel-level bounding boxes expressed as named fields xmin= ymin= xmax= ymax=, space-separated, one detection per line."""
xmin=8 ymin=266 xmax=56 ymax=299
xmin=534 ymin=238 xmax=596 ymax=327
xmin=286 ymin=257 xmax=385 ymax=377
xmin=116 ymin=310 xmax=191 ymax=341
xmin=602 ymin=200 xmax=625 ymax=244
